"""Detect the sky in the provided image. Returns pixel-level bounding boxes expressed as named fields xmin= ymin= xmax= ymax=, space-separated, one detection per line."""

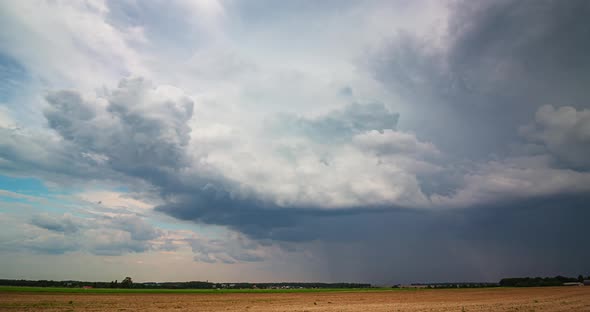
xmin=0 ymin=0 xmax=589 ymax=284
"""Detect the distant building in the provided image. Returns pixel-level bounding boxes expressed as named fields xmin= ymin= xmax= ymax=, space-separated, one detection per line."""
xmin=563 ymin=282 xmax=583 ymax=286
xmin=82 ymin=286 xmax=93 ymax=289
xmin=584 ymin=280 xmax=590 ymax=286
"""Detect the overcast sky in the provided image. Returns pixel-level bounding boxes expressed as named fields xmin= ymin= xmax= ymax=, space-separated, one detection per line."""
xmin=1 ymin=0 xmax=589 ymax=284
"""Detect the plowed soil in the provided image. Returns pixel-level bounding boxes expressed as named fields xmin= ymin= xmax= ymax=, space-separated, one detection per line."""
xmin=1 ymin=287 xmax=590 ymax=311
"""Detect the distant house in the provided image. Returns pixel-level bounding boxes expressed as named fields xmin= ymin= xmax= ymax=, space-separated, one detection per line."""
xmin=584 ymin=280 xmax=590 ymax=286
xmin=82 ymin=286 xmax=93 ymax=289
xmin=563 ymin=282 xmax=583 ymax=286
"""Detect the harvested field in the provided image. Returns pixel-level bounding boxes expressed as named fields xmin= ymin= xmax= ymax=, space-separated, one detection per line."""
xmin=1 ymin=287 xmax=589 ymax=311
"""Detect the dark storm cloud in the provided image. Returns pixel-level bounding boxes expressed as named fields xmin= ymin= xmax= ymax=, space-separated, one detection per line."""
xmin=160 ymin=184 xmax=590 ymax=282
xmin=369 ymin=0 xmax=590 ymax=158
xmin=1 ymin=77 xmax=194 ymax=186
xmin=447 ymin=0 xmax=590 ymax=104
xmin=155 ymin=187 xmax=389 ymax=242
xmin=375 ymin=0 xmax=590 ymax=105
xmin=294 ymin=194 xmax=590 ymax=283
xmin=44 ymin=78 xmax=194 ymax=174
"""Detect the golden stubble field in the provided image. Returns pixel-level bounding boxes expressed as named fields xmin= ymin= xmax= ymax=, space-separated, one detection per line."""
xmin=1 ymin=287 xmax=590 ymax=312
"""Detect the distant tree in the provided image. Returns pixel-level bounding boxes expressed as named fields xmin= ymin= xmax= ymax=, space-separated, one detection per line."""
xmin=121 ymin=277 xmax=133 ymax=288
xmin=578 ymin=275 xmax=584 ymax=282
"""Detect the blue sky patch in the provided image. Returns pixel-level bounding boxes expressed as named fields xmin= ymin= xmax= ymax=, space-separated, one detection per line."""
xmin=0 ymin=175 xmax=48 ymax=195
xmin=0 ymin=53 xmax=28 ymax=102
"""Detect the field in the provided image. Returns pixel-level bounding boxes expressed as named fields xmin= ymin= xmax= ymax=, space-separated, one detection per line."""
xmin=1 ymin=286 xmax=590 ymax=311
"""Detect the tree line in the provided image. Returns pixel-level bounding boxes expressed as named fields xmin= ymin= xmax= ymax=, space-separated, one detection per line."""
xmin=0 ymin=278 xmax=370 ymax=289
xmin=499 ymin=275 xmax=589 ymax=287
xmin=2 ymin=275 xmax=588 ymax=289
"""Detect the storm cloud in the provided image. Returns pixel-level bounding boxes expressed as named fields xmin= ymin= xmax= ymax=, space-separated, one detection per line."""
xmin=0 ymin=0 xmax=589 ymax=282
xmin=370 ymin=0 xmax=590 ymax=158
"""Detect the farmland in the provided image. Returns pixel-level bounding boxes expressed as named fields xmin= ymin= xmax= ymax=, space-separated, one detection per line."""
xmin=1 ymin=286 xmax=589 ymax=311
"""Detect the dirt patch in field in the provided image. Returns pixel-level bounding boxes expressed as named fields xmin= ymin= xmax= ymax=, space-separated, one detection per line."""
xmin=1 ymin=287 xmax=589 ymax=311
